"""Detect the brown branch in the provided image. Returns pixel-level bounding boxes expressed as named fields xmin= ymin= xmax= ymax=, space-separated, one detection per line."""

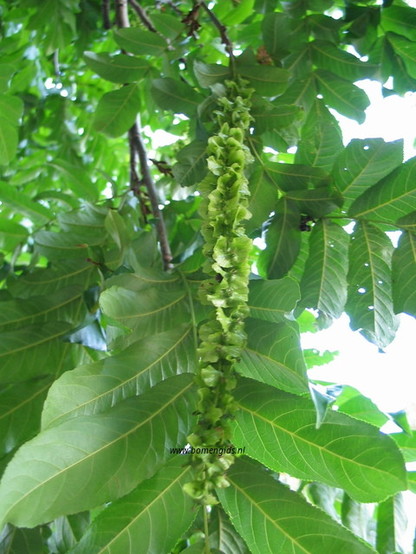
xmin=129 ymin=124 xmax=173 ymax=270
xmin=115 ymin=0 xmax=173 ymax=270
xmin=128 ymin=0 xmax=157 ymax=32
xmin=200 ymin=1 xmax=234 ymax=63
xmin=102 ymin=0 xmax=111 ymax=29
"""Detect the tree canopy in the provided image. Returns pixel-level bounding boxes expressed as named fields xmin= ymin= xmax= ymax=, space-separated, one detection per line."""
xmin=1 ymin=0 xmax=416 ymax=552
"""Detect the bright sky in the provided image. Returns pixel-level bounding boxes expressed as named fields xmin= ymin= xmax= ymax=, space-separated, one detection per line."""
xmin=303 ymin=79 xmax=416 ymax=416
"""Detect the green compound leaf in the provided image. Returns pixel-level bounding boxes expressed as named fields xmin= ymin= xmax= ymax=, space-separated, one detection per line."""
xmin=349 ymin=156 xmax=416 ymax=222
xmin=0 ymin=182 xmax=53 ymax=224
xmin=311 ymin=40 xmax=377 ymax=81
xmin=296 ymin=100 xmax=343 ymax=172
xmin=332 ymin=138 xmax=403 ymax=211
xmin=0 ymin=322 xmax=74 ymax=384
xmin=314 ymin=69 xmax=370 ymax=123
xmin=299 ymin=220 xmax=349 ymax=321
xmin=0 ymin=374 xmax=195 ymax=528
xmin=113 ymin=28 xmax=168 ymax=56
xmin=93 ymin=84 xmax=141 ymax=138
xmin=209 ymin=507 xmax=249 ymax=554
xmin=237 ymin=318 xmax=308 ymax=395
xmin=193 ymin=61 xmax=230 ymax=88
xmin=257 ymin=197 xmax=301 ymax=279
xmin=392 ymin=230 xmax=416 ymax=316
xmin=346 ymin=222 xmax=399 ymax=349
xmin=232 ymin=379 xmax=407 ymax=503
xmin=381 ymin=5 xmax=416 ymax=42
xmin=71 ymin=457 xmax=198 ymax=554
xmin=236 ymin=64 xmax=289 ymax=96
xmin=172 ymin=140 xmax=207 ymax=187
xmin=151 ymin=78 xmax=204 ymax=117
xmin=83 ymin=52 xmax=150 ymax=84
xmin=217 ymin=457 xmax=376 ymax=554
xmin=41 ymin=326 xmax=196 ymax=428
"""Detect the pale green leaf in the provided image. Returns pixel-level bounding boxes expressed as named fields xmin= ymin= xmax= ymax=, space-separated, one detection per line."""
xmin=349 ymin=156 xmax=416 ymax=222
xmin=0 ymin=65 xmax=15 ymax=93
xmin=341 ymin=495 xmax=375 ymax=544
xmin=332 ymin=139 xmax=403 ymax=211
xmin=217 ymin=457 xmax=376 ymax=554
xmin=0 ymin=94 xmax=23 ymax=127
xmin=49 ymin=159 xmax=99 ymax=201
xmin=392 ymin=230 xmax=416 ymax=316
xmin=41 ymin=326 xmax=196 ymax=428
xmin=151 ymin=13 xmax=184 ymax=40
xmin=71 ymin=457 xmax=198 ymax=554
xmin=83 ymin=52 xmax=150 ymax=84
xmin=299 ymin=220 xmax=349 ymax=321
xmin=335 ymin=386 xmax=389 ymax=428
xmin=113 ymin=28 xmax=167 ymax=56
xmin=236 ymin=319 xmax=308 ymax=395
xmin=93 ymin=84 xmax=141 ymax=138
xmin=232 ymin=378 xmax=407 ymax=502
xmin=391 ymin=432 xmax=416 ymax=462
xmin=0 ymin=374 xmax=195 ymax=528
xmin=346 ymin=222 xmax=399 ymax=348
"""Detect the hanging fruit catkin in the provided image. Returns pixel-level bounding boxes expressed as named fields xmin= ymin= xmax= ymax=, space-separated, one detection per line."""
xmin=184 ymin=77 xmax=254 ymax=505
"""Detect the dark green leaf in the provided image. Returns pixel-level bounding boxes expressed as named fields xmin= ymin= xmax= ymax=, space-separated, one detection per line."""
xmin=311 ymin=40 xmax=377 ymax=81
xmin=248 ymin=277 xmax=300 ymax=322
xmin=346 ymin=222 xmax=399 ymax=348
xmin=113 ymin=28 xmax=167 ymax=56
xmin=193 ymin=61 xmax=230 ymax=88
xmin=264 ymin=162 xmax=329 ymax=192
xmin=296 ymin=100 xmax=343 ymax=172
xmin=246 ymin=164 xmax=277 ymax=232
xmin=217 ymin=457 xmax=376 ymax=554
xmin=232 ymin=378 xmax=407 ymax=502
xmin=381 ymin=6 xmax=416 ymax=42
xmin=299 ymin=220 xmax=349 ymax=320
xmin=349 ymin=155 xmax=416 ymax=223
xmin=388 ymin=33 xmax=416 ymax=79
xmin=0 ymin=182 xmax=53 ymax=223
xmin=0 ymin=220 xmax=29 ymax=251
xmin=209 ymin=507 xmax=249 ymax=554
xmin=237 ymin=318 xmax=308 ymax=395
xmin=236 ymin=64 xmax=289 ymax=96
xmin=172 ymin=140 xmax=207 ymax=187
xmin=332 ymin=138 xmax=403 ymax=211
xmin=392 ymin=231 xmax=416 ymax=316
xmin=257 ymin=198 xmax=301 ymax=279
xmin=376 ymin=494 xmax=408 ymax=554
xmin=83 ymin=52 xmax=150 ymax=84
xmin=93 ymin=84 xmax=141 ymax=138
xmin=71 ymin=457 xmax=198 ymax=554
xmin=0 ymin=374 xmax=195 ymax=528
xmin=285 ymin=187 xmax=342 ymax=218
xmin=314 ymin=69 xmax=370 ymax=123
xmin=151 ymin=78 xmax=204 ymax=116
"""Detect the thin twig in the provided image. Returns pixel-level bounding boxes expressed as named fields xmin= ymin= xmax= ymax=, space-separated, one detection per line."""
xmin=128 ymin=129 xmax=149 ymax=225
xmin=200 ymin=1 xmax=235 ymax=71
xmin=102 ymin=0 xmax=111 ymax=29
xmin=128 ymin=0 xmax=157 ymax=32
xmin=130 ymin=123 xmax=173 ymax=270
xmin=115 ymin=0 xmax=173 ymax=271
